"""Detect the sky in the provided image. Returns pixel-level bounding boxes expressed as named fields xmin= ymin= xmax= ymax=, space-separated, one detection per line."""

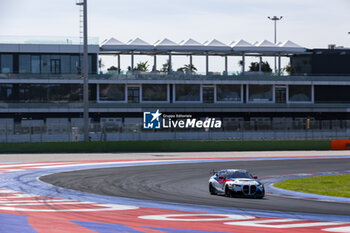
xmin=1 ymin=0 xmax=350 ymax=73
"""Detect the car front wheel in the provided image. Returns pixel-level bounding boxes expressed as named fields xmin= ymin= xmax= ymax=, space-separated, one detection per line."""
xmin=225 ymin=185 xmax=231 ymax=197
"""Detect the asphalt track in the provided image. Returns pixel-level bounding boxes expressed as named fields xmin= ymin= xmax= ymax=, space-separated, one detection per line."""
xmin=41 ymin=157 xmax=350 ymax=216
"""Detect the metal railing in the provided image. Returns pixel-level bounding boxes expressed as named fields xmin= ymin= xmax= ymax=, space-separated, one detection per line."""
xmin=0 ymin=119 xmax=349 ymax=142
xmin=1 ymin=73 xmax=350 ymax=81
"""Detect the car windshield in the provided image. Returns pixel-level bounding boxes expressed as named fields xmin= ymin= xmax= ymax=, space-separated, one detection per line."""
xmin=224 ymin=171 xmax=253 ymax=179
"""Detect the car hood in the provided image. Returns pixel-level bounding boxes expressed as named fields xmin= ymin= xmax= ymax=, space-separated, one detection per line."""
xmin=225 ymin=178 xmax=260 ymax=185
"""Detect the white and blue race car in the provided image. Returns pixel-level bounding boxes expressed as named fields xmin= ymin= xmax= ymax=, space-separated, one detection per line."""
xmin=209 ymin=169 xmax=265 ymax=198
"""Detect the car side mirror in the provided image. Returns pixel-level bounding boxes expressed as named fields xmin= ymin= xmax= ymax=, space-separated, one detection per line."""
xmin=253 ymin=176 xmax=258 ymax=179
xmin=218 ymin=176 xmax=224 ymax=179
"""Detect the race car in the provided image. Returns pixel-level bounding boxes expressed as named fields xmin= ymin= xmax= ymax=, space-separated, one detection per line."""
xmin=209 ymin=169 xmax=265 ymax=198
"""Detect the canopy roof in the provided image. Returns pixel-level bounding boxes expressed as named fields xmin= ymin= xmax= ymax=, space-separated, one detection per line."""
xmin=100 ymin=37 xmax=306 ymax=55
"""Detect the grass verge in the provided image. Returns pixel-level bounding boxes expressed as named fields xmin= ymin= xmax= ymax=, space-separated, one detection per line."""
xmin=274 ymin=174 xmax=350 ymax=198
xmin=0 ymin=140 xmax=330 ymax=153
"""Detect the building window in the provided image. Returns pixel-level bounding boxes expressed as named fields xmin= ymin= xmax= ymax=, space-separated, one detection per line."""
xmin=248 ymin=85 xmax=273 ymax=102
xmin=19 ymin=55 xmax=31 ymax=73
xmin=203 ymin=87 xmax=214 ymax=103
xmin=175 ymin=84 xmax=200 ymax=101
xmin=31 ymin=55 xmax=41 ymax=73
xmin=142 ymin=84 xmax=167 ymax=101
xmin=1 ymin=54 xmax=13 ymax=74
xmin=41 ymin=55 xmax=50 ymax=73
xmin=216 ymin=85 xmax=241 ymax=102
xmin=71 ymin=56 xmax=80 ymax=74
xmin=16 ymin=54 xmax=95 ymax=74
xmin=0 ymin=84 xmax=13 ymax=102
xmin=0 ymin=84 xmax=98 ymax=103
xmin=18 ymin=84 xmax=48 ymax=103
xmin=88 ymin=55 xmax=93 ymax=74
xmin=289 ymin=85 xmax=312 ymax=102
xmin=315 ymin=85 xmax=350 ymax=103
xmin=78 ymin=55 xmax=93 ymax=74
xmin=99 ymin=84 xmax=125 ymax=101
xmin=128 ymin=86 xmax=140 ymax=103
xmin=50 ymin=59 xmax=61 ymax=74
xmin=48 ymin=84 xmax=81 ymax=102
xmin=61 ymin=55 xmax=71 ymax=74
xmin=275 ymin=86 xmax=287 ymax=104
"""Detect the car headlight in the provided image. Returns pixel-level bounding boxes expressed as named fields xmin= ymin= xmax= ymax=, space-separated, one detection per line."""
xmin=258 ymin=184 xmax=264 ymax=189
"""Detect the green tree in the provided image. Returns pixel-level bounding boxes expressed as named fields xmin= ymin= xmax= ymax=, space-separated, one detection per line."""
xmin=107 ymin=66 xmax=120 ymax=72
xmin=249 ymin=61 xmax=272 ymax=72
xmin=161 ymin=60 xmax=170 ymax=73
xmin=177 ymin=64 xmax=198 ymax=73
xmin=134 ymin=61 xmax=149 ymax=72
xmin=282 ymin=63 xmax=293 ymax=75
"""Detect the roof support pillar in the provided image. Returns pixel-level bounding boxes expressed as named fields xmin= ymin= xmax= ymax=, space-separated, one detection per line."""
xmin=206 ymin=52 xmax=209 ymax=75
xmin=241 ymin=53 xmax=245 ymax=75
xmin=131 ymin=51 xmax=134 ymax=73
xmin=168 ymin=52 xmax=172 ymax=74
xmin=278 ymin=54 xmax=281 ymax=76
xmin=224 ymin=55 xmax=228 ymax=75
xmin=153 ymin=54 xmax=157 ymax=72
xmin=259 ymin=56 xmax=262 ymax=73
xmin=117 ymin=54 xmax=120 ymax=74
xmin=189 ymin=55 xmax=193 ymax=75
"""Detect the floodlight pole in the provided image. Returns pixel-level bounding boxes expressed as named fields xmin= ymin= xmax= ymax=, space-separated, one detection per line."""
xmin=77 ymin=0 xmax=89 ymax=142
xmin=268 ymin=16 xmax=283 ymax=73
